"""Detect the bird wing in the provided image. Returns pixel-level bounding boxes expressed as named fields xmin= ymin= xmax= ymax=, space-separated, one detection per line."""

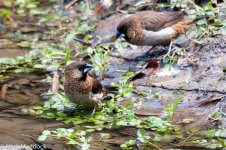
xmin=91 ymin=79 xmax=103 ymax=94
xmin=138 ymin=11 xmax=184 ymax=31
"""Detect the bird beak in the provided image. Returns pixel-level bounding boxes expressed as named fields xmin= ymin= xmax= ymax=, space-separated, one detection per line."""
xmin=116 ymin=31 xmax=125 ymax=39
xmin=83 ymin=63 xmax=93 ymax=73
xmin=110 ymin=32 xmax=125 ymax=42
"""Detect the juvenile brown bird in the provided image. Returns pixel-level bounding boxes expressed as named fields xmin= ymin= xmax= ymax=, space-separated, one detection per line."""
xmin=64 ymin=61 xmax=106 ymax=108
xmin=116 ymin=11 xmax=199 ymax=46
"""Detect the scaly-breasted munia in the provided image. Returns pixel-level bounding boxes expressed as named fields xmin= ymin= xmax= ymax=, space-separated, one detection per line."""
xmin=64 ymin=61 xmax=106 ymax=108
xmin=116 ymin=11 xmax=199 ymax=46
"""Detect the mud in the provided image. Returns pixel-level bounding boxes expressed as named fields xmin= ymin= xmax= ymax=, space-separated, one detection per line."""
xmin=0 ymin=3 xmax=225 ymax=150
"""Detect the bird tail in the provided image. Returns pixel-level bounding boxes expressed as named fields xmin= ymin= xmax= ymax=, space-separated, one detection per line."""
xmin=171 ymin=15 xmax=207 ymax=36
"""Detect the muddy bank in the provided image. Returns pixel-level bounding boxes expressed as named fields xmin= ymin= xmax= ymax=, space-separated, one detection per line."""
xmin=0 ymin=0 xmax=225 ymax=149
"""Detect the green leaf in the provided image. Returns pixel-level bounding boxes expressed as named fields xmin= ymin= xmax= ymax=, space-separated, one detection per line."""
xmin=129 ymin=118 xmax=141 ymax=126
xmin=153 ymin=135 xmax=162 ymax=142
xmin=65 ymin=31 xmax=76 ymax=44
xmin=0 ymin=9 xmax=12 ymax=16
xmin=0 ymin=58 xmax=15 ymax=65
xmin=116 ymin=120 xmax=127 ymax=126
xmin=137 ymin=129 xmax=150 ymax=143
xmin=17 ymin=41 xmax=31 ymax=48
xmin=217 ymin=138 xmax=226 ymax=147
xmin=67 ymin=140 xmax=80 ymax=145
xmin=120 ymin=140 xmax=136 ymax=149
xmin=215 ymin=129 xmax=226 ymax=138
xmin=204 ymin=2 xmax=214 ymax=11
xmin=38 ymin=135 xmax=47 ymax=141
xmin=57 ymin=112 xmax=67 ymax=117
xmin=72 ymin=119 xmax=83 ymax=125
xmin=40 ymin=113 xmax=55 ymax=119
xmin=100 ymin=133 xmax=111 ymax=139
xmin=86 ymin=129 xmax=95 ymax=132
xmin=4 ymin=1 xmax=13 ymax=7
xmin=26 ymin=3 xmax=37 ymax=9
xmin=65 ymin=48 xmax=71 ymax=65
xmin=81 ymin=143 xmax=90 ymax=150
xmin=164 ymin=98 xmax=182 ymax=121
xmin=32 ymin=106 xmax=44 ymax=110
xmin=42 ymin=130 xmax=51 ymax=136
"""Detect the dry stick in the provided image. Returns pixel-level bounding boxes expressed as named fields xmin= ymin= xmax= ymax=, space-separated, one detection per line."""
xmin=172 ymin=131 xmax=198 ymax=147
xmin=1 ymin=84 xmax=9 ymax=100
xmin=138 ymin=84 xmax=225 ymax=94
xmin=183 ymin=57 xmax=198 ymax=66
xmin=147 ymin=142 xmax=161 ymax=150
xmin=114 ymin=129 xmax=137 ymax=137
xmin=114 ymin=130 xmax=161 ymax=150
xmin=92 ymin=143 xmax=110 ymax=150
xmin=52 ymin=71 xmax=60 ymax=94
xmin=6 ymin=15 xmax=14 ymax=22
xmin=185 ymin=32 xmax=200 ymax=44
xmin=188 ymin=0 xmax=203 ymax=12
xmin=22 ymin=134 xmax=51 ymax=149
xmin=116 ymin=9 xmax=128 ymax=14
xmin=65 ymin=0 xmax=78 ymax=9
xmin=74 ymin=37 xmax=92 ymax=46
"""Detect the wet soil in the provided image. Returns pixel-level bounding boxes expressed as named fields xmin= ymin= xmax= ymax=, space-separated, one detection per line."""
xmin=1 ymin=37 xmax=224 ymax=149
xmin=0 ymin=2 xmax=225 ymax=150
xmin=104 ymin=36 xmax=226 ymax=132
xmin=0 ymin=73 xmax=69 ymax=149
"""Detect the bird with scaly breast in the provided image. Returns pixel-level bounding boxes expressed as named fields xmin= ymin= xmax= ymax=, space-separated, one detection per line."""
xmin=115 ymin=11 xmax=202 ymax=46
xmin=64 ymin=61 xmax=107 ymax=110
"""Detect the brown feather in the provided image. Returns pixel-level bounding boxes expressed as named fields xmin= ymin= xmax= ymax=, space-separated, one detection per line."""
xmin=87 ymin=76 xmax=103 ymax=94
xmin=138 ymin=11 xmax=184 ymax=31
xmin=64 ymin=62 xmax=104 ymax=107
xmin=117 ymin=11 xmax=197 ymax=46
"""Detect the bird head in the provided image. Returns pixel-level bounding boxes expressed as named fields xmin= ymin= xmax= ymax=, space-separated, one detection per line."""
xmin=65 ymin=62 xmax=93 ymax=80
xmin=115 ymin=17 xmax=138 ymax=43
xmin=116 ymin=20 xmax=128 ymax=40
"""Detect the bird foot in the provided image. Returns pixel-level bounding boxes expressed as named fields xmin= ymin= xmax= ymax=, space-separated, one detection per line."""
xmin=67 ymin=105 xmax=80 ymax=113
xmin=88 ymin=107 xmax=96 ymax=117
xmin=163 ymin=41 xmax=174 ymax=59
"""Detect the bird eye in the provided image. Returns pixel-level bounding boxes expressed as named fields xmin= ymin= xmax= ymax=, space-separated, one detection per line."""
xmin=77 ymin=65 xmax=84 ymax=70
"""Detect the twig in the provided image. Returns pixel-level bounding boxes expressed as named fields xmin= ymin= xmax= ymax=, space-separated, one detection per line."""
xmin=174 ymin=131 xmax=198 ymax=147
xmin=65 ymin=0 xmax=78 ymax=9
xmin=147 ymin=142 xmax=162 ymax=150
xmin=114 ymin=130 xmax=137 ymax=137
xmin=74 ymin=37 xmax=92 ymax=46
xmin=22 ymin=134 xmax=35 ymax=139
xmin=52 ymin=70 xmax=61 ymax=94
xmin=92 ymin=143 xmax=110 ymax=150
xmin=116 ymin=9 xmax=128 ymax=14
xmin=137 ymin=84 xmax=226 ymax=94
xmin=6 ymin=15 xmax=14 ymax=22
xmin=1 ymin=84 xmax=9 ymax=100
xmin=185 ymin=32 xmax=201 ymax=44
xmin=183 ymin=57 xmax=198 ymax=66
xmin=187 ymin=0 xmax=203 ymax=12
xmin=109 ymin=53 xmax=124 ymax=59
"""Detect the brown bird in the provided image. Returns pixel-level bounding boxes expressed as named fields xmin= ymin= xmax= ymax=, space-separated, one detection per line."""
xmin=64 ymin=61 xmax=106 ymax=110
xmin=116 ymin=11 xmax=199 ymax=46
